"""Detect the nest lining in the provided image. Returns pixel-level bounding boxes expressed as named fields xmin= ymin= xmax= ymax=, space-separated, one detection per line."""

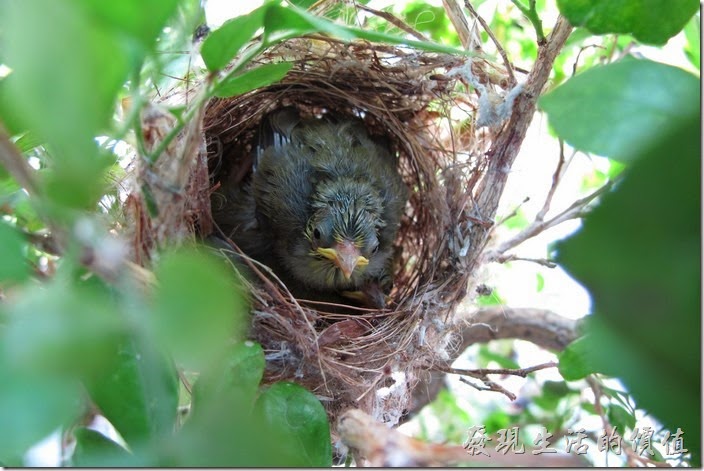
xmin=132 ymin=34 xmax=508 ymax=430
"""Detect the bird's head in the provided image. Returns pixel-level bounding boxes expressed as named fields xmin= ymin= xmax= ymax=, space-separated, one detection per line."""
xmin=303 ymin=178 xmax=386 ymax=288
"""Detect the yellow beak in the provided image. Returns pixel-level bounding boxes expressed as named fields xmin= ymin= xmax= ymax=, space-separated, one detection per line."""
xmin=316 ymin=240 xmax=369 ymax=280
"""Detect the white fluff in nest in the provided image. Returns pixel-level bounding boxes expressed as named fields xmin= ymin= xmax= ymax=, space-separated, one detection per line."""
xmin=374 ymin=371 xmax=409 ymax=427
xmin=448 ymin=60 xmax=523 ymax=128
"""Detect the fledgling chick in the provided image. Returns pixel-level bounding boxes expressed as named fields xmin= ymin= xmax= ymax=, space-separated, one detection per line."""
xmin=213 ymin=108 xmax=408 ymax=308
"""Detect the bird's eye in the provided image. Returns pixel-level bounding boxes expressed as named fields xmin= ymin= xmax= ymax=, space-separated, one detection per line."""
xmin=372 ymin=244 xmax=380 ymax=254
xmin=313 ymin=228 xmax=321 ymax=240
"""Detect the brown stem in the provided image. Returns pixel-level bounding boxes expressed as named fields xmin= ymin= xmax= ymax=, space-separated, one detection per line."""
xmin=409 ymin=307 xmax=580 ymax=414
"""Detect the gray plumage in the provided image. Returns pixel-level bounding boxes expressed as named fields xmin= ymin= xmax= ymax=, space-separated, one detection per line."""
xmin=211 ymin=108 xmax=408 ymax=307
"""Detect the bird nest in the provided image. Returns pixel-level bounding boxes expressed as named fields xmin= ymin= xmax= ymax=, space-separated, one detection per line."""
xmin=128 ymin=34 xmax=509 ymax=432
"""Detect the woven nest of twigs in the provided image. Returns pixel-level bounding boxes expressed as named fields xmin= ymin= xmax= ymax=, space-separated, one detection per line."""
xmin=128 ymin=32 xmax=510 ymax=434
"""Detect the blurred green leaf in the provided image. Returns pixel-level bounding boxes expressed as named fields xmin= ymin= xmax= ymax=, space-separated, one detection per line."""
xmin=0 ymin=1 xmax=128 ymax=209
xmin=557 ymin=336 xmax=600 ymax=380
xmin=72 ymin=428 xmax=136 ymax=467
xmin=262 ymin=3 xmax=465 ymax=55
xmin=479 ymin=345 xmax=520 ymax=369
xmin=192 ymin=341 xmax=265 ymax=410
xmin=535 ymin=273 xmax=545 ymax=292
xmin=683 ymin=13 xmax=701 ymax=70
xmin=78 ymin=0 xmax=180 ymax=56
xmin=201 ymin=5 xmax=268 ymax=71
xmin=13 ymin=132 xmax=43 ymax=153
xmin=0 ymin=0 xmax=176 ymax=211
xmin=263 ymin=3 xmax=353 ymax=44
xmin=540 ymin=59 xmax=699 ymax=161
xmin=0 ymin=363 xmax=82 ymax=463
xmin=483 ymin=409 xmax=511 ymax=434
xmin=607 ymin=404 xmax=636 ymax=433
xmin=180 ymin=372 xmax=322 ymax=466
xmin=0 ymin=220 xmax=29 ymax=283
xmin=255 ymin=382 xmax=332 ymax=467
xmin=427 ymin=389 xmax=472 ymax=443
xmin=175 ymin=342 xmax=266 ymax=465
xmin=556 ymin=0 xmax=699 ymax=45
xmin=3 ymin=278 xmax=125 ymax=376
xmin=152 ymin=248 xmax=248 ymax=370
xmin=0 ymin=1 xmax=128 ymax=146
xmin=214 ymin=62 xmax=293 ymax=98
xmin=402 ymin=3 xmax=459 ymax=46
xmin=504 ymin=207 xmax=530 ymax=230
xmin=557 ymin=110 xmax=700 ymax=463
xmin=533 ymin=380 xmax=575 ymax=411
xmin=84 ymin=337 xmax=179 ymax=447
xmin=475 ymin=290 xmax=506 ymax=307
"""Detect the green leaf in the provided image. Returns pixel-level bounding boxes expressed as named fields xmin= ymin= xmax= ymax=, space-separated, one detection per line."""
xmin=683 ymin=13 xmax=701 ymax=70
xmin=255 ymin=382 xmax=332 ymax=467
xmin=84 ymin=337 xmax=179 ymax=447
xmin=428 ymin=389 xmax=472 ymax=443
xmin=483 ymin=409 xmax=512 ymax=434
xmin=535 ymin=272 xmax=545 ymax=292
xmin=557 ymin=336 xmax=599 ymax=380
xmin=0 ymin=364 xmax=82 ymax=463
xmin=201 ymin=5 xmax=268 ymax=71
xmin=402 ymin=3 xmax=459 ymax=46
xmin=13 ymin=132 xmax=43 ymax=153
xmin=263 ymin=4 xmax=353 ymax=44
xmin=475 ymin=290 xmax=506 ymax=306
xmin=533 ymin=381 xmax=575 ymax=411
xmin=503 ymin=207 xmax=530 ymax=230
xmin=152 ymin=248 xmax=249 ymax=370
xmin=556 ymin=0 xmax=699 ymax=45
xmin=540 ymin=59 xmax=700 ymax=162
xmin=177 ymin=342 xmax=266 ymax=465
xmin=3 ymin=278 xmax=125 ymax=376
xmin=214 ymin=62 xmax=293 ymax=98
xmin=72 ymin=428 xmax=136 ymax=467
xmin=192 ymin=341 xmax=265 ymax=410
xmin=0 ymin=220 xmax=29 ymax=283
xmin=607 ymin=404 xmax=636 ymax=433
xmin=556 ymin=111 xmax=700 ymax=463
xmin=0 ymin=1 xmax=129 ymax=208
xmin=478 ymin=346 xmax=520 ymax=370
xmin=78 ymin=0 xmax=180 ymax=54
xmin=263 ymin=3 xmax=466 ymax=55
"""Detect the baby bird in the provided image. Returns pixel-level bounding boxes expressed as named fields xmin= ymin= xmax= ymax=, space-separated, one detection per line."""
xmin=212 ymin=108 xmax=408 ymax=307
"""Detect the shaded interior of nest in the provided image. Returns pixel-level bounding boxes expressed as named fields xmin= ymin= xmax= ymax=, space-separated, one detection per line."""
xmin=200 ymin=37 xmax=490 ymax=421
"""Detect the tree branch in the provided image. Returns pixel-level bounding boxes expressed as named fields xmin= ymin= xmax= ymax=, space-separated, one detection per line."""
xmin=338 ymin=408 xmax=588 ymax=467
xmin=409 ymin=307 xmax=581 ymax=414
xmin=465 ymin=16 xmax=573 ymax=274
xmin=463 ymin=0 xmax=517 ymax=86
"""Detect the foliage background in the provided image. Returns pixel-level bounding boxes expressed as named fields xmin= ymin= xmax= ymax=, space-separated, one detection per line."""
xmin=0 ymin=0 xmax=699 ymax=466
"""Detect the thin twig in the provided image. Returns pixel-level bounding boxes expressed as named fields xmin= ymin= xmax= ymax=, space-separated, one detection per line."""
xmin=492 ymin=254 xmax=557 ymax=268
xmin=535 ymin=139 xmax=566 ymax=222
xmin=440 ymin=361 xmax=557 ymax=379
xmin=588 ymin=378 xmax=672 ymax=468
xmin=572 ymin=44 xmax=607 ymax=77
xmin=0 ymin=123 xmax=41 ymax=197
xmin=356 ymin=4 xmax=428 ymax=42
xmin=442 ymin=0 xmax=473 ymax=50
xmin=463 ymin=0 xmax=517 ymax=86
xmin=510 ymin=0 xmax=545 ymax=44
xmin=435 ymin=361 xmax=557 ymax=401
xmin=178 ymin=369 xmax=193 ymax=396
xmin=459 ymin=376 xmax=517 ymax=400
xmin=495 ymin=196 xmax=530 ymax=226
xmin=484 ymin=178 xmax=616 ymax=262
